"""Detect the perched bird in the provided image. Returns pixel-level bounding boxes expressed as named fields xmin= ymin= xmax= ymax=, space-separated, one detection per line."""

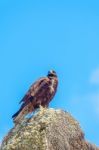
xmin=12 ymin=70 xmax=58 ymax=123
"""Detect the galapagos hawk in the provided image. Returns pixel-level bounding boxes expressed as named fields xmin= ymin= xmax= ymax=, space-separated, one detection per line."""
xmin=12 ymin=70 xmax=58 ymax=123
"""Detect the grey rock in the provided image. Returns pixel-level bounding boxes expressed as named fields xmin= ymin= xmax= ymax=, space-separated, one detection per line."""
xmin=1 ymin=108 xmax=99 ymax=150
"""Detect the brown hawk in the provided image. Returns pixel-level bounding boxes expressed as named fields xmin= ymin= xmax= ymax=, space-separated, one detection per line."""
xmin=12 ymin=70 xmax=58 ymax=123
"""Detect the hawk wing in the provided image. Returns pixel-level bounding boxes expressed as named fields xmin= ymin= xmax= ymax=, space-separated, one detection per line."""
xmin=19 ymin=77 xmax=50 ymax=105
xmin=12 ymin=77 xmax=50 ymax=119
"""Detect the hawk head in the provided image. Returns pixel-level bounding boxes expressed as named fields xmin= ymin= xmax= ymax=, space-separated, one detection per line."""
xmin=47 ymin=70 xmax=57 ymax=78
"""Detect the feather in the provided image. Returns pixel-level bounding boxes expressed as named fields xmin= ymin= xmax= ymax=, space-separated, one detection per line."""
xmin=12 ymin=70 xmax=58 ymax=123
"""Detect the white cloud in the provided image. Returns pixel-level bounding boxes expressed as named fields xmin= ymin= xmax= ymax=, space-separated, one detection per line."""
xmin=90 ymin=68 xmax=99 ymax=84
xmin=89 ymin=68 xmax=99 ymax=115
xmin=69 ymin=92 xmax=99 ymax=117
xmin=89 ymin=93 xmax=99 ymax=115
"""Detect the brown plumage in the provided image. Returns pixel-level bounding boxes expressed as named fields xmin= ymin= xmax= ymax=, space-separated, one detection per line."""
xmin=12 ymin=70 xmax=58 ymax=123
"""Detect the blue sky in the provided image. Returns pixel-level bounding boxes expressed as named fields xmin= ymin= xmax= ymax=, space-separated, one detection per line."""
xmin=0 ymin=0 xmax=99 ymax=146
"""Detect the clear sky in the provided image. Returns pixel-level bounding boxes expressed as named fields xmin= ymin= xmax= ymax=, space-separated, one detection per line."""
xmin=0 ymin=0 xmax=99 ymax=146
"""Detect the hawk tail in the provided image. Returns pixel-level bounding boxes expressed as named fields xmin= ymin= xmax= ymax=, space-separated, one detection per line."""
xmin=12 ymin=107 xmax=22 ymax=119
xmin=12 ymin=101 xmax=32 ymax=123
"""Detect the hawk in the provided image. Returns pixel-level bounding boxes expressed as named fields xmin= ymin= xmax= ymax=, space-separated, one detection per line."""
xmin=12 ymin=70 xmax=58 ymax=123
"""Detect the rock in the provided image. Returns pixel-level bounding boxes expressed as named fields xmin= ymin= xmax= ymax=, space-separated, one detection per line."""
xmin=1 ymin=108 xmax=99 ymax=150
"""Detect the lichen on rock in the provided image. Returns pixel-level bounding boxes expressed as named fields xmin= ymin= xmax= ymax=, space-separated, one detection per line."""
xmin=1 ymin=108 xmax=99 ymax=150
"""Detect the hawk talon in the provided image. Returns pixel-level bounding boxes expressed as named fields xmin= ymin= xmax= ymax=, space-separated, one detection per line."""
xmin=39 ymin=105 xmax=44 ymax=110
